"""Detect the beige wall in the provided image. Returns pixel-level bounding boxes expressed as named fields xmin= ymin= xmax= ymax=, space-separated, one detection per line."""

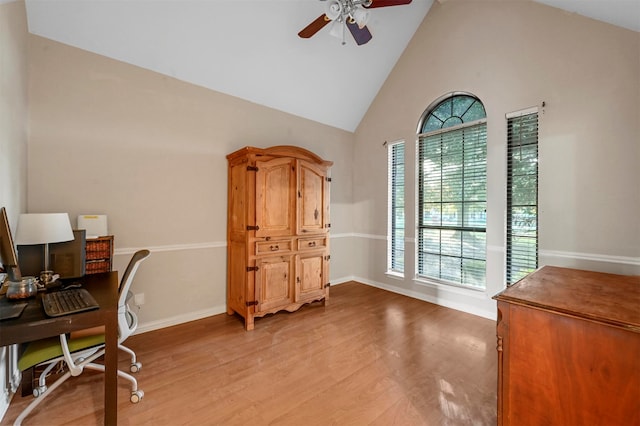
xmin=8 ymin=0 xmax=638 ymax=419
xmin=16 ymin=0 xmax=640 ymax=330
xmin=27 ymin=35 xmax=355 ymax=330
xmin=0 ymin=0 xmax=28 ymax=220
xmin=0 ymin=0 xmax=29 ymax=418
xmin=353 ymin=0 xmax=640 ymax=317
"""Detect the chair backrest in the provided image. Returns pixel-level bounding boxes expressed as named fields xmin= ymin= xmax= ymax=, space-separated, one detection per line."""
xmin=118 ymin=249 xmax=150 ymax=341
xmin=119 ymin=250 xmax=151 ymax=294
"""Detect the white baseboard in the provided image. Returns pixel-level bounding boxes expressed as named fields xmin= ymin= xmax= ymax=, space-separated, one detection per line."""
xmin=329 ymin=275 xmax=357 ymax=285
xmin=133 ymin=277 xmax=362 ymax=335
xmin=353 ymin=276 xmax=496 ymax=320
xmin=134 ymin=304 xmax=227 ymax=335
xmin=329 ymin=274 xmax=495 ymax=319
xmin=133 ymin=275 xmax=493 ymax=335
xmin=540 ymin=249 xmax=640 ymax=266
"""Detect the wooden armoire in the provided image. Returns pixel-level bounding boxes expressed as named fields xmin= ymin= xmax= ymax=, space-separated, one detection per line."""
xmin=226 ymin=146 xmax=332 ymax=330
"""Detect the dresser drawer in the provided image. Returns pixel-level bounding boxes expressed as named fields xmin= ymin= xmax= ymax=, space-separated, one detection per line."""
xmin=255 ymin=239 xmax=293 ymax=255
xmin=297 ymin=237 xmax=327 ymax=251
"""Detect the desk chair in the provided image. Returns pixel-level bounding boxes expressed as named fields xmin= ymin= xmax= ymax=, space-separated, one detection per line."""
xmin=116 ymin=249 xmax=150 ymax=373
xmin=14 ymin=250 xmax=151 ymax=426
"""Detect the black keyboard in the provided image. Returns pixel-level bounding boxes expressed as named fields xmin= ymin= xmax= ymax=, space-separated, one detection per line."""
xmin=43 ymin=288 xmax=100 ymax=317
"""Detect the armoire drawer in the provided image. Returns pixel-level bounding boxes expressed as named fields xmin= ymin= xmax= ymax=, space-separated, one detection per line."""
xmin=297 ymin=236 xmax=327 ymax=251
xmin=255 ymin=239 xmax=293 ymax=255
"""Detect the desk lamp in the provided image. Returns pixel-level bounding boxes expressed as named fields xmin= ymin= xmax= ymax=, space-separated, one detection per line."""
xmin=16 ymin=213 xmax=74 ymax=286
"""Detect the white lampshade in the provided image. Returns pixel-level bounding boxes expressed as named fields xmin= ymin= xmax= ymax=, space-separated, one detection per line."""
xmin=325 ymin=0 xmax=343 ymax=20
xmin=353 ymin=8 xmax=370 ymax=29
xmin=329 ymin=19 xmax=345 ymax=40
xmin=16 ymin=213 xmax=74 ymax=245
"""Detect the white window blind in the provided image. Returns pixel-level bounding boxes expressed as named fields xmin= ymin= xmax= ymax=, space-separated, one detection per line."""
xmin=506 ymin=111 xmax=539 ymax=285
xmin=388 ymin=141 xmax=405 ymax=273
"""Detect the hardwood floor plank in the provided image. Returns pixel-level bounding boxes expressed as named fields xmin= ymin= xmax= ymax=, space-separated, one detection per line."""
xmin=1 ymin=282 xmax=497 ymax=425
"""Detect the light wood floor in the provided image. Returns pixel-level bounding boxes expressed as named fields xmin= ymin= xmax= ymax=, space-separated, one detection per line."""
xmin=2 ymin=282 xmax=497 ymax=425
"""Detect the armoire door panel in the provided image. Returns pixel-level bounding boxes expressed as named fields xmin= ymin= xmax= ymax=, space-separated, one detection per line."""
xmin=296 ymin=252 xmax=326 ymax=302
xmin=256 ymin=158 xmax=295 ymax=237
xmin=256 ymin=256 xmax=294 ymax=312
xmin=298 ymin=160 xmax=327 ymax=235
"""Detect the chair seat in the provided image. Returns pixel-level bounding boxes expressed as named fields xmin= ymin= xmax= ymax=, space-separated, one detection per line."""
xmin=18 ymin=334 xmax=106 ymax=372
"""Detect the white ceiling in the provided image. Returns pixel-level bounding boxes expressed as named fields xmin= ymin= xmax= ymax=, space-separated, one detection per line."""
xmin=535 ymin=0 xmax=640 ymax=34
xmin=23 ymin=0 xmax=639 ymax=132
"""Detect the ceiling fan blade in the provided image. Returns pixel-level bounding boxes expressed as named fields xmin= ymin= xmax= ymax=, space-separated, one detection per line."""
xmin=365 ymin=0 xmax=412 ymax=8
xmin=298 ymin=14 xmax=331 ymax=38
xmin=346 ymin=20 xmax=372 ymax=45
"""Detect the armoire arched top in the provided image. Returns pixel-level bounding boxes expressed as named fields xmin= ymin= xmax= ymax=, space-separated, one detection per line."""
xmin=226 ymin=145 xmax=333 ymax=167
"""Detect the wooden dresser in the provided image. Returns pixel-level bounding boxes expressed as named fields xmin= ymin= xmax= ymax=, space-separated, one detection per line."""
xmin=493 ymin=266 xmax=640 ymax=425
xmin=226 ymin=146 xmax=332 ymax=330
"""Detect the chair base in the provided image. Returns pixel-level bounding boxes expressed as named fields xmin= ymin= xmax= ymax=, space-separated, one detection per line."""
xmin=15 ymin=357 xmax=143 ymax=426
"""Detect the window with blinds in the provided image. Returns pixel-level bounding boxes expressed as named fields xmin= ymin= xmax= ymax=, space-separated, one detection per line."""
xmin=388 ymin=141 xmax=405 ymax=274
xmin=417 ymin=94 xmax=487 ymax=289
xmin=506 ymin=111 xmax=539 ymax=285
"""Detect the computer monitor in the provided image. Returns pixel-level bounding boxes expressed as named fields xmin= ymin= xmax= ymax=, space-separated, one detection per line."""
xmin=0 ymin=207 xmax=22 ymax=282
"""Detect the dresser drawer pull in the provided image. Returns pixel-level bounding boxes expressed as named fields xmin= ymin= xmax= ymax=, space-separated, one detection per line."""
xmin=308 ymin=241 xmax=316 ymax=247
xmin=270 ymin=245 xmax=279 ymax=251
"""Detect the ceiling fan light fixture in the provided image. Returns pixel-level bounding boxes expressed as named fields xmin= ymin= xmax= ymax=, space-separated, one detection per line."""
xmin=325 ymin=0 xmax=343 ymax=21
xmin=353 ymin=8 xmax=370 ymax=29
xmin=329 ymin=19 xmax=345 ymax=40
xmin=299 ymin=0 xmax=412 ymax=45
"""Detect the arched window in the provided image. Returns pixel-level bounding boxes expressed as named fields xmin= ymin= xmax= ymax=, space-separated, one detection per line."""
xmin=417 ymin=93 xmax=487 ymax=289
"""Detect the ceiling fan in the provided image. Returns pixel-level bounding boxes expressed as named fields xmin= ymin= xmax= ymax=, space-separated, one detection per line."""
xmin=298 ymin=0 xmax=413 ymax=46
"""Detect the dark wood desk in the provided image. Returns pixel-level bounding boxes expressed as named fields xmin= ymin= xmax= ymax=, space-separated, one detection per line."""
xmin=0 ymin=272 xmax=119 ymax=425
xmin=493 ymin=266 xmax=640 ymax=426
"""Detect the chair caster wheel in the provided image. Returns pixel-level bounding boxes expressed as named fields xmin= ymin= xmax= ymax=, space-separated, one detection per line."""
xmin=130 ymin=390 xmax=144 ymax=403
xmin=32 ymin=386 xmax=47 ymax=398
xmin=130 ymin=362 xmax=142 ymax=373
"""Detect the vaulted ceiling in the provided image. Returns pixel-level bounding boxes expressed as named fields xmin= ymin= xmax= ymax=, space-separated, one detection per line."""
xmin=23 ymin=0 xmax=640 ymax=132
